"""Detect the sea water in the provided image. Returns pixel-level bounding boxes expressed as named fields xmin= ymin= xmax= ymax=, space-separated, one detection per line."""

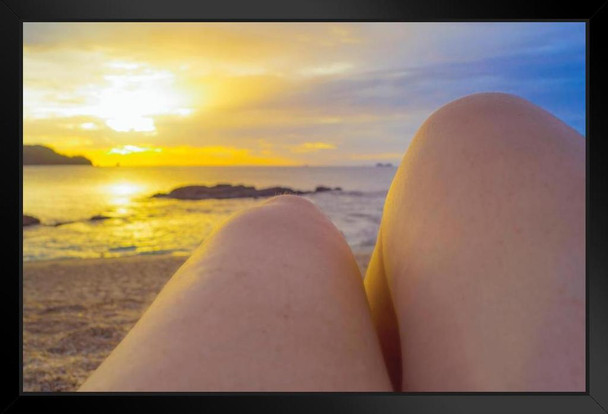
xmin=23 ymin=165 xmax=397 ymax=262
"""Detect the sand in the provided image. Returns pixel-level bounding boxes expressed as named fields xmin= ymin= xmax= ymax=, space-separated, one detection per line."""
xmin=23 ymin=251 xmax=373 ymax=392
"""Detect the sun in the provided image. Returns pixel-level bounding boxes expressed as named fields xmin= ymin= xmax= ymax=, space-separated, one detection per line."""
xmin=89 ymin=62 xmax=193 ymax=132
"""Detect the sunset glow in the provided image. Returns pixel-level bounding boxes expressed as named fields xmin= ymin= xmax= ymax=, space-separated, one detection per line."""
xmin=23 ymin=23 xmax=585 ymax=167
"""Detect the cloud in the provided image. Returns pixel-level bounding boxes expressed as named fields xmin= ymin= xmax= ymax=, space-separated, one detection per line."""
xmin=290 ymin=142 xmax=337 ymax=153
xmin=108 ymin=145 xmax=162 ymax=155
xmin=298 ymin=62 xmax=354 ymax=77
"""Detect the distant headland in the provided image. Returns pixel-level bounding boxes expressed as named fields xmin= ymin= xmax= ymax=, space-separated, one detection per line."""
xmin=23 ymin=145 xmax=92 ymax=166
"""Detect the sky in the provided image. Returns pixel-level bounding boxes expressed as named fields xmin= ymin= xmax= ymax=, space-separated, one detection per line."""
xmin=23 ymin=22 xmax=585 ymax=167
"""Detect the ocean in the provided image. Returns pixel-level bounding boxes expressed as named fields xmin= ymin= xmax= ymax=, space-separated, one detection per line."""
xmin=23 ymin=165 xmax=397 ymax=262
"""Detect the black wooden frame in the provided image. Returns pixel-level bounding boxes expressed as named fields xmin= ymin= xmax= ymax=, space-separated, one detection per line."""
xmin=3 ymin=1 xmax=607 ymax=412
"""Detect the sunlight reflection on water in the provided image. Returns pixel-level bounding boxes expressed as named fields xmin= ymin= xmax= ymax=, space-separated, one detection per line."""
xmin=23 ymin=166 xmax=396 ymax=262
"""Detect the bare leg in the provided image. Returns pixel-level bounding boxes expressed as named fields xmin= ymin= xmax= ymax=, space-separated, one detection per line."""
xmin=364 ymin=231 xmax=402 ymax=390
xmin=365 ymin=93 xmax=585 ymax=391
xmin=80 ymin=195 xmax=391 ymax=391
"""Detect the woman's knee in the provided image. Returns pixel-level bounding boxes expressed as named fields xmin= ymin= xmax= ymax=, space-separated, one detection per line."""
xmin=225 ymin=194 xmax=344 ymax=247
xmin=404 ymin=92 xmax=582 ymax=171
xmin=385 ymin=91 xmax=584 ymax=218
xmin=81 ymin=194 xmax=390 ymax=392
xmin=381 ymin=91 xmax=585 ymax=282
xmin=377 ymin=93 xmax=584 ymax=390
xmin=183 ymin=194 xmax=355 ymax=282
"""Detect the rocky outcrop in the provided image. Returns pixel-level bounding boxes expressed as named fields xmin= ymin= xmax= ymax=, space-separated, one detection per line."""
xmin=25 ymin=214 xmax=112 ymax=228
xmin=89 ymin=215 xmax=110 ymax=221
xmin=23 ymin=215 xmax=40 ymax=227
xmin=315 ymin=186 xmax=342 ymax=192
xmin=153 ymin=184 xmax=342 ymax=200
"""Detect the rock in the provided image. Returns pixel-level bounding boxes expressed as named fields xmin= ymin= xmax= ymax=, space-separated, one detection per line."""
xmin=165 ymin=184 xmax=306 ymax=200
xmin=153 ymin=183 xmax=342 ymax=200
xmin=251 ymin=186 xmax=307 ymax=198
xmin=52 ymin=220 xmax=75 ymax=227
xmin=315 ymin=186 xmax=342 ymax=192
xmin=90 ymin=215 xmax=110 ymax=221
xmin=23 ymin=215 xmax=40 ymax=227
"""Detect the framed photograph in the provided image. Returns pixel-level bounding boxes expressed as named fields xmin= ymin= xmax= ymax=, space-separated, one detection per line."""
xmin=3 ymin=0 xmax=607 ymax=412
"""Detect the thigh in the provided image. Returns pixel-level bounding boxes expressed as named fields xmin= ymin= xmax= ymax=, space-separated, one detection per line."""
xmin=79 ymin=195 xmax=391 ymax=391
xmin=366 ymin=93 xmax=585 ymax=391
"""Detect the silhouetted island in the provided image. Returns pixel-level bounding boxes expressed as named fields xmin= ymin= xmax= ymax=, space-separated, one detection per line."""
xmin=23 ymin=145 xmax=92 ymax=166
xmin=375 ymin=162 xmax=394 ymax=167
xmin=153 ymin=184 xmax=342 ymax=200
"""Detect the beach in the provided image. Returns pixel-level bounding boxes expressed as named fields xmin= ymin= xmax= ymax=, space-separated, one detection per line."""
xmin=23 ymin=250 xmax=373 ymax=392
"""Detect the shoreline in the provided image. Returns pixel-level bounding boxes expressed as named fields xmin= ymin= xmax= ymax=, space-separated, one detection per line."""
xmin=22 ymin=244 xmax=375 ymax=266
xmin=23 ymin=250 xmax=373 ymax=392
xmin=22 ymin=251 xmax=192 ymax=266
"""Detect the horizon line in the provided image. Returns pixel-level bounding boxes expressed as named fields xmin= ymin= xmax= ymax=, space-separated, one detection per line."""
xmin=24 ymin=163 xmax=398 ymax=168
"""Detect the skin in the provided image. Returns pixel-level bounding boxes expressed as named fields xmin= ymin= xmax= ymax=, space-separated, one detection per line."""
xmin=80 ymin=92 xmax=584 ymax=392
xmin=365 ymin=93 xmax=585 ymax=391
xmin=79 ymin=195 xmax=391 ymax=391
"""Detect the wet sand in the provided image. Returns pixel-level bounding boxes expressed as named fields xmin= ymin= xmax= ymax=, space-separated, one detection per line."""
xmin=23 ymin=251 xmax=373 ymax=392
